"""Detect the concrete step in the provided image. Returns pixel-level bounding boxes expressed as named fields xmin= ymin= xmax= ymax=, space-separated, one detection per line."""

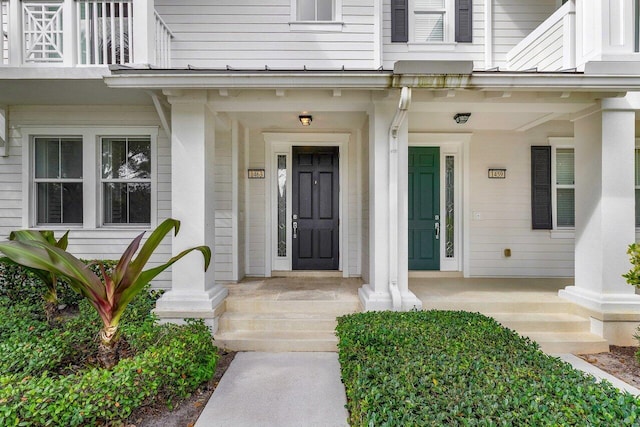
xmin=523 ymin=332 xmax=610 ymax=355
xmin=214 ymin=331 xmax=338 ymax=352
xmin=219 ymin=312 xmax=338 ymax=333
xmin=422 ymin=300 xmax=575 ymax=314
xmin=225 ymin=298 xmax=361 ymax=315
xmin=490 ymin=313 xmax=590 ymax=333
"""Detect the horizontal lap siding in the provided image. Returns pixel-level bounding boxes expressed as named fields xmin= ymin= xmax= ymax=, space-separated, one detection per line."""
xmin=215 ymin=128 xmax=233 ymax=281
xmin=507 ymin=18 xmax=563 ymax=70
xmin=468 ymin=122 xmax=575 ymax=278
xmin=247 ymin=129 xmax=265 ymax=276
xmin=493 ymin=0 xmax=557 ymax=67
xmin=155 ymin=0 xmax=376 ymax=69
xmin=2 ymin=106 xmax=173 ymax=289
xmin=382 ymin=0 xmax=485 ymax=69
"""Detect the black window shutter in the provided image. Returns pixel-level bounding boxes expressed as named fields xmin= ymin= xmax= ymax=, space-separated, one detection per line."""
xmin=391 ymin=0 xmax=408 ymax=43
xmin=531 ymin=146 xmax=552 ymax=230
xmin=455 ymin=0 xmax=473 ymax=43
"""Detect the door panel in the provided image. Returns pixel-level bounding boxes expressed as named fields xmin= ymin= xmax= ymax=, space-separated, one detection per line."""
xmin=409 ymin=147 xmax=440 ymax=270
xmin=292 ymin=146 xmax=339 ymax=270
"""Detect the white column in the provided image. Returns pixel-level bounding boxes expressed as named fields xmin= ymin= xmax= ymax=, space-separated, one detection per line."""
xmin=358 ymin=100 xmax=422 ymax=311
xmin=560 ymin=97 xmax=640 ymax=314
xmin=61 ymin=0 xmax=76 ymax=66
xmin=132 ymin=0 xmax=155 ymax=65
xmin=154 ymin=93 xmax=227 ymax=331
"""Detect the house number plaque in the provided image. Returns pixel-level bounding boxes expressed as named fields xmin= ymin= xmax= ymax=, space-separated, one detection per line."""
xmin=248 ymin=169 xmax=265 ymax=179
xmin=488 ymin=169 xmax=506 ymax=179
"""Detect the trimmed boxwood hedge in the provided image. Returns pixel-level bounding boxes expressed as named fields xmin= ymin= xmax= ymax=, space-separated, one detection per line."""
xmin=0 ymin=262 xmax=218 ymax=427
xmin=337 ymin=311 xmax=640 ymax=426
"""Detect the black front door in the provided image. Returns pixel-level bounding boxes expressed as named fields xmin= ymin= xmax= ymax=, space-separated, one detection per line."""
xmin=292 ymin=146 xmax=339 ymax=270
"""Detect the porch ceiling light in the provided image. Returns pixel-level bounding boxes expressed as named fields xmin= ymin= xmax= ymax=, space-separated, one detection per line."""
xmin=299 ymin=114 xmax=312 ymax=126
xmin=454 ymin=113 xmax=471 ymax=124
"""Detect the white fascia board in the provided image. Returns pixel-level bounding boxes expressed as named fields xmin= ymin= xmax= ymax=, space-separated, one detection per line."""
xmin=394 ymin=74 xmax=640 ymax=92
xmin=104 ymin=73 xmax=392 ymax=90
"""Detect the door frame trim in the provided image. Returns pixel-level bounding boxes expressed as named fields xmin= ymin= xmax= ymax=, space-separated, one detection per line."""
xmin=263 ymin=132 xmax=351 ymax=278
xmin=409 ymin=133 xmax=471 ymax=273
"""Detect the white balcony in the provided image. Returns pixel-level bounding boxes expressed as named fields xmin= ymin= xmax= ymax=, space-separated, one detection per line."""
xmin=1 ymin=0 xmax=173 ymax=67
xmin=507 ymin=0 xmax=576 ymax=72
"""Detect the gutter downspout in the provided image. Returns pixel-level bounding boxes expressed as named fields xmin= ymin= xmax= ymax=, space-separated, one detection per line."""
xmin=388 ymin=87 xmax=411 ymax=311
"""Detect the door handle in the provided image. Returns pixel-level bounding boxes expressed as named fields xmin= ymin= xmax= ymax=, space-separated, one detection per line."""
xmin=293 ymin=221 xmax=298 ymax=239
xmin=435 ymin=221 xmax=440 ymax=240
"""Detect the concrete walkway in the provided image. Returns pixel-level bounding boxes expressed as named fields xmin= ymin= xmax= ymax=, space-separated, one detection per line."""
xmin=195 ymin=352 xmax=349 ymax=427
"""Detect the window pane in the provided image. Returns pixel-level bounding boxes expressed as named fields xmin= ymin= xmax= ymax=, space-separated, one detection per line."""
xmin=415 ymin=13 xmax=444 ymax=42
xmin=103 ymin=182 xmax=151 ymax=224
xmin=557 ymin=188 xmax=575 ymax=227
xmin=128 ymin=183 xmax=151 ymax=223
xmin=35 ymin=138 xmax=60 ymax=179
xmin=445 ymin=156 xmax=455 ymax=258
xmin=127 ymin=139 xmax=151 ymax=179
xmin=636 ymin=189 xmax=640 ymax=228
xmin=103 ymin=182 xmax=127 ymax=223
xmin=277 ymin=155 xmax=287 ymax=257
xmin=37 ymin=182 xmax=83 ymax=224
xmin=635 ymin=149 xmax=640 ymax=186
xmin=102 ymin=138 xmax=127 ymax=179
xmin=317 ymin=0 xmax=333 ymax=21
xmin=60 ymin=139 xmax=83 ymax=179
xmin=62 ymin=183 xmax=83 ymax=223
xmin=415 ymin=0 xmax=445 ymax=9
xmin=298 ymin=0 xmax=316 ymax=20
xmin=556 ymin=148 xmax=574 ymax=185
xmin=37 ymin=182 xmax=61 ymax=223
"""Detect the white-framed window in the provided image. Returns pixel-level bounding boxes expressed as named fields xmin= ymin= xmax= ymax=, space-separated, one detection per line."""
xmin=548 ymin=138 xmax=575 ymax=233
xmin=34 ymin=136 xmax=84 ymax=225
xmin=101 ymin=137 xmax=151 ymax=225
xmin=290 ymin=0 xmax=342 ymax=25
xmin=23 ymin=126 xmax=158 ymax=229
xmin=410 ymin=0 xmax=453 ymax=43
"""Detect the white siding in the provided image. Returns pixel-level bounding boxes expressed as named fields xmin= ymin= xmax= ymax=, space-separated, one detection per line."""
xmin=382 ymin=0 xmax=486 ymax=70
xmin=507 ymin=19 xmax=563 ymax=71
xmin=247 ymin=129 xmax=266 ymax=275
xmin=467 ymin=121 xmax=575 ymax=277
xmin=154 ymin=0 xmax=376 ymax=69
xmin=492 ymin=0 xmax=557 ymax=67
xmin=237 ymin=123 xmax=247 ymax=279
xmin=2 ymin=105 xmax=173 ymax=289
xmin=215 ymin=127 xmax=233 ymax=281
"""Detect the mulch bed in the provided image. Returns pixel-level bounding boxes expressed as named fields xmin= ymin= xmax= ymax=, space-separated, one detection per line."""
xmin=579 ymin=346 xmax=640 ymax=389
xmin=127 ymin=348 xmax=237 ymax=427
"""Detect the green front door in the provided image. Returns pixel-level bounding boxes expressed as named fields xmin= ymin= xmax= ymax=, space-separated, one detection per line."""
xmin=409 ymin=147 xmax=440 ymax=270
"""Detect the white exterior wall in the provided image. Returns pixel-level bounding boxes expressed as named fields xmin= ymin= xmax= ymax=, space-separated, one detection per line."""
xmin=0 ymin=105 xmax=173 ymax=289
xmin=247 ymin=129 xmax=266 ymax=276
xmin=154 ymin=0 xmax=376 ymax=69
xmin=360 ymin=118 xmax=370 ymax=283
xmin=467 ymin=121 xmax=575 ymax=277
xmin=214 ymin=127 xmax=233 ymax=281
xmin=492 ymin=0 xmax=557 ymax=68
xmin=237 ymin=123 xmax=247 ymax=280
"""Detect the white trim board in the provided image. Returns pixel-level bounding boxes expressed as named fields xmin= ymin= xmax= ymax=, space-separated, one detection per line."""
xmin=263 ymin=132 xmax=351 ymax=278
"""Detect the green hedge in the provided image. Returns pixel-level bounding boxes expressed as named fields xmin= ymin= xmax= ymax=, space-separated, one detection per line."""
xmin=337 ymin=311 xmax=640 ymax=426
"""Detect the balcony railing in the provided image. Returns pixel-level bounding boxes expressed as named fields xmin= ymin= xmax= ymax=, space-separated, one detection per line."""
xmin=1 ymin=0 xmax=173 ymax=67
xmin=507 ymin=0 xmax=576 ymax=71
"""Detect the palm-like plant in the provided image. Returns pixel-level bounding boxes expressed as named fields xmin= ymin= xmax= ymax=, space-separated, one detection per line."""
xmin=2 ymin=230 xmax=70 ymax=324
xmin=0 ymin=219 xmax=211 ymax=369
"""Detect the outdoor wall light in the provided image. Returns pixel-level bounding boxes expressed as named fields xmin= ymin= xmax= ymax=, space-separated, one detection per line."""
xmin=299 ymin=114 xmax=312 ymax=126
xmin=454 ymin=113 xmax=471 ymax=124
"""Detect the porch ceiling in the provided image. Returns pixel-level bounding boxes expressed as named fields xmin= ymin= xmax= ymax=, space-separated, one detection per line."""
xmin=228 ymin=111 xmax=368 ymax=131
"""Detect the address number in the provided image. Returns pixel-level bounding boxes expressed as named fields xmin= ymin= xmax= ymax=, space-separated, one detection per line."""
xmin=488 ymin=169 xmax=506 ymax=179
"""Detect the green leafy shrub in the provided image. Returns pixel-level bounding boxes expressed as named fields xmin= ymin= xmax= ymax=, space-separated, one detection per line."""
xmin=337 ymin=311 xmax=640 ymax=426
xmin=0 ymin=320 xmax=217 ymax=426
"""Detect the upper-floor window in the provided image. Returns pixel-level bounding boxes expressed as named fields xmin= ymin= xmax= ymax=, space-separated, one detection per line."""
xmin=297 ymin=0 xmax=333 ymax=21
xmin=391 ymin=0 xmax=472 ymax=44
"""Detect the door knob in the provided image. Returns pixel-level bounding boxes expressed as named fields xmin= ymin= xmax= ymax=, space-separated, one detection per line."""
xmin=293 ymin=221 xmax=298 ymax=239
xmin=435 ymin=221 xmax=440 ymax=240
